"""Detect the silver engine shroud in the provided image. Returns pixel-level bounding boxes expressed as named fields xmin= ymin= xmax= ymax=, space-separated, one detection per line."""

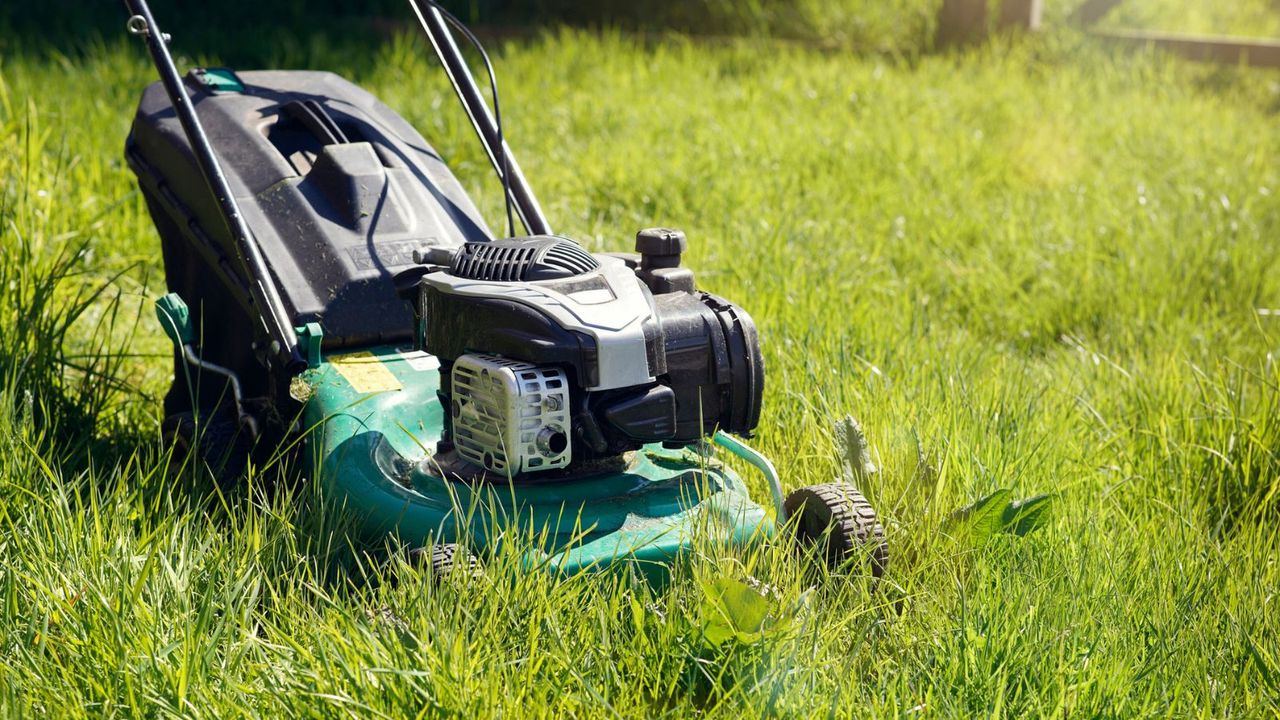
xmin=423 ymin=255 xmax=657 ymax=391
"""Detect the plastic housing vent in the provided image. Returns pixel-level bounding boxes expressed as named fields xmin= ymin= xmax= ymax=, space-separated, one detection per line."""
xmin=450 ymin=236 xmax=599 ymax=282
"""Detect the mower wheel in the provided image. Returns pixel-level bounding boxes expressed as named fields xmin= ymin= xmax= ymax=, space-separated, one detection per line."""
xmin=784 ymin=483 xmax=887 ymax=577
xmin=162 ymin=411 xmax=251 ymax=487
xmin=408 ymin=543 xmax=482 ymax=581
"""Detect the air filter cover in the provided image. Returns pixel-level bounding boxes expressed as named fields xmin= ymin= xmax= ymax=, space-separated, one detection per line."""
xmin=450 ymin=353 xmax=572 ymax=474
xmin=450 ymin=236 xmax=599 ymax=282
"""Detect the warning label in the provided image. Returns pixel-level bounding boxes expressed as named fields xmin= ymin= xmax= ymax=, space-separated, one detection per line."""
xmin=330 ymin=352 xmax=403 ymax=393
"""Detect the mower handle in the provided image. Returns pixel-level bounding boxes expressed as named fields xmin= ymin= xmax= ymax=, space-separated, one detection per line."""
xmin=408 ymin=0 xmax=552 ymax=237
xmin=123 ymin=0 xmax=305 ymax=373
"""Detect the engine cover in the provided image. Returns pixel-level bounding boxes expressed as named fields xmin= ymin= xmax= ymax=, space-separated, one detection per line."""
xmin=423 ymin=238 xmax=659 ymax=391
xmin=406 ymin=231 xmax=763 ymax=476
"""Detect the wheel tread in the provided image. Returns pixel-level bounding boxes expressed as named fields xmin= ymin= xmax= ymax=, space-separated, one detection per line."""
xmin=784 ymin=482 xmax=888 ymax=576
xmin=409 ymin=543 xmax=482 ymax=581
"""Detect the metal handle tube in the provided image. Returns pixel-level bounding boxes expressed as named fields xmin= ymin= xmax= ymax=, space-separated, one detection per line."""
xmin=408 ymin=0 xmax=552 ymax=237
xmin=713 ymin=431 xmax=787 ymax=522
xmin=123 ymin=0 xmax=303 ymax=371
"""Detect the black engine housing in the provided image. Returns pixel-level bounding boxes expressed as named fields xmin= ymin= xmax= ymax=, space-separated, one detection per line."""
xmin=411 ymin=230 xmax=764 ymax=468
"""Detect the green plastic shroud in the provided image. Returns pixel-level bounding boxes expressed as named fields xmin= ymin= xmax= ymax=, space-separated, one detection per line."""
xmin=298 ymin=345 xmax=774 ymax=578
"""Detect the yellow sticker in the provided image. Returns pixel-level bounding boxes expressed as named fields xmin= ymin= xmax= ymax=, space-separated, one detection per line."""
xmin=330 ymin=352 xmax=402 ymax=393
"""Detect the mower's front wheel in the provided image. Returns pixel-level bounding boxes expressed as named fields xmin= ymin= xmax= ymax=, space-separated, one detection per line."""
xmin=162 ymin=411 xmax=251 ymax=487
xmin=408 ymin=543 xmax=482 ymax=582
xmin=785 ymin=483 xmax=887 ymax=577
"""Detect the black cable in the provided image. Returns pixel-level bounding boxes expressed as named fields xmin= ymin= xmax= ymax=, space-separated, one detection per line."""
xmin=419 ymin=0 xmax=516 ymax=239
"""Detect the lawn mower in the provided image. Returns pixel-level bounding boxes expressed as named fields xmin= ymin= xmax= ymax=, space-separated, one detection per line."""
xmin=120 ymin=0 xmax=887 ymax=579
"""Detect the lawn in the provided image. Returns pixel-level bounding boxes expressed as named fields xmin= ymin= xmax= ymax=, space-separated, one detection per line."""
xmin=2 ymin=3 xmax=1280 ymax=717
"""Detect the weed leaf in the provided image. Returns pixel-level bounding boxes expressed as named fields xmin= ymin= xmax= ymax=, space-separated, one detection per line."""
xmin=1001 ymin=493 xmax=1054 ymax=536
xmin=700 ymin=577 xmax=771 ymax=646
xmin=835 ymin=415 xmax=876 ymax=481
xmin=945 ymin=489 xmax=1012 ymax=544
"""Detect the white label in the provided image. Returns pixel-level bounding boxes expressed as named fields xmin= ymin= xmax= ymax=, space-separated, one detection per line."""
xmin=398 ymin=348 xmax=441 ymax=372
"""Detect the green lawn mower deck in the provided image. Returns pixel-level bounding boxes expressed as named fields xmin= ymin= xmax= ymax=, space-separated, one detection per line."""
xmin=124 ymin=0 xmax=886 ymax=581
xmin=299 ymin=345 xmax=773 ymax=577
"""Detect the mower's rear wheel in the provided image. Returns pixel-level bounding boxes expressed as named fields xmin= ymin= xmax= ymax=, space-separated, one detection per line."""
xmin=785 ymin=483 xmax=887 ymax=577
xmin=408 ymin=543 xmax=482 ymax=582
xmin=162 ymin=411 xmax=251 ymax=487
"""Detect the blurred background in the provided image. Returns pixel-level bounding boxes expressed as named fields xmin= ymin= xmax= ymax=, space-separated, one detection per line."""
xmin=7 ymin=1 xmax=1280 ymax=63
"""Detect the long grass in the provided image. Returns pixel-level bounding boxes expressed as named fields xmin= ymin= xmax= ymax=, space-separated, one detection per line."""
xmin=2 ymin=10 xmax=1280 ymax=717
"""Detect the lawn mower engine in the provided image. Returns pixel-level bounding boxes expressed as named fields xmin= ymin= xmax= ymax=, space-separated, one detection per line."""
xmin=409 ymin=229 xmax=764 ymax=477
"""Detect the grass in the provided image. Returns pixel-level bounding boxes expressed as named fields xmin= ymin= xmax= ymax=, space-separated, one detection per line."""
xmin=1098 ymin=0 xmax=1280 ymax=38
xmin=3 ymin=7 xmax=1280 ymax=717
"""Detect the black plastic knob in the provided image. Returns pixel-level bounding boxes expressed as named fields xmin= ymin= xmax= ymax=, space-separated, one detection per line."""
xmin=636 ymin=227 xmax=687 ymax=257
xmin=636 ymin=228 xmax=687 ymax=272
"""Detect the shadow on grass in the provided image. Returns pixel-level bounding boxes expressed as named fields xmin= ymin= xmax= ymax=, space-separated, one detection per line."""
xmin=0 ymin=1 xmax=393 ymax=68
xmin=1 ymin=0 xmax=940 ymax=67
xmin=0 ymin=231 xmax=375 ymax=615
